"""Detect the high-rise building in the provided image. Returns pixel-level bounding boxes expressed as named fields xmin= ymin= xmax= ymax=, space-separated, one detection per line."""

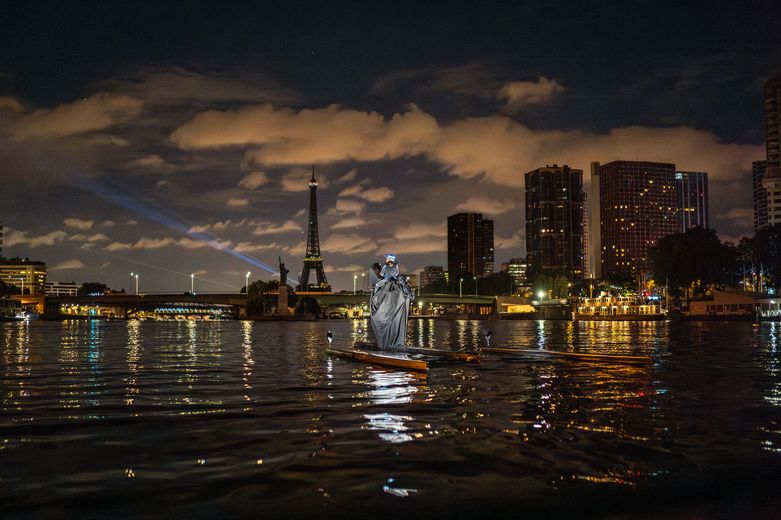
xmin=0 ymin=222 xmax=3 ymax=259
xmin=447 ymin=213 xmax=494 ymax=280
xmin=524 ymin=164 xmax=585 ymax=281
xmin=599 ymin=161 xmax=678 ymax=282
xmin=763 ymin=73 xmax=781 ymax=226
xmin=419 ymin=265 xmax=445 ymax=289
xmin=754 ymin=160 xmax=769 ymax=232
xmin=675 ymin=171 xmax=709 ymax=231
xmin=297 ymin=166 xmax=331 ymax=293
xmin=0 ymin=259 xmax=47 ymax=294
xmin=481 ymin=219 xmax=495 ymax=275
xmin=588 ymin=162 xmax=601 ymax=279
xmin=765 ymin=73 xmax=781 ymax=177
xmin=500 ymin=257 xmax=528 ymax=288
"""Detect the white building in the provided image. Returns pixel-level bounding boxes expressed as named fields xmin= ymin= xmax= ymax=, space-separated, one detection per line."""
xmin=45 ymin=281 xmax=81 ymax=297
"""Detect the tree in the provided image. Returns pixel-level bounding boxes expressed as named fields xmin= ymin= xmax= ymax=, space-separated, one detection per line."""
xmin=650 ymin=227 xmax=736 ymax=304
xmin=78 ymin=282 xmax=108 ymax=296
xmin=0 ymin=280 xmax=21 ymax=297
xmin=295 ymin=296 xmax=321 ymax=317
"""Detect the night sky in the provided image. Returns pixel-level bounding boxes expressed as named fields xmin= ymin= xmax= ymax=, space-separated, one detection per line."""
xmin=1 ymin=1 xmax=779 ymax=292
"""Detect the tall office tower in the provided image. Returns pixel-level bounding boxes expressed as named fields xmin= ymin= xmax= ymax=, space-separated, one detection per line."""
xmin=481 ymin=218 xmax=495 ymax=275
xmin=675 ymin=171 xmax=709 ymax=231
xmin=765 ymin=73 xmax=781 ymax=176
xmin=524 ymin=164 xmax=585 ymax=281
xmin=297 ymin=167 xmax=331 ymax=293
xmin=763 ymin=73 xmax=781 ymax=226
xmin=582 ymin=191 xmax=591 ymax=279
xmin=753 ymin=160 xmax=769 ymax=232
xmin=599 ymin=161 xmax=678 ymax=282
xmin=419 ymin=265 xmax=445 ymax=288
xmin=447 ymin=213 xmax=495 ymax=280
xmin=589 ymin=162 xmax=601 ymax=279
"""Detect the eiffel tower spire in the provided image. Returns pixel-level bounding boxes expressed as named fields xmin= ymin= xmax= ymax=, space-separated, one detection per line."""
xmin=297 ymin=165 xmax=331 ymax=293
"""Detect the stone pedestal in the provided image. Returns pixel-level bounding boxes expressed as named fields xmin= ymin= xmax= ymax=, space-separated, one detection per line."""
xmin=278 ymin=285 xmax=289 ymax=316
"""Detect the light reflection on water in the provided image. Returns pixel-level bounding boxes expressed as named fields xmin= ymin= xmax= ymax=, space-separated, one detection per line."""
xmin=1 ymin=319 xmax=781 ymax=518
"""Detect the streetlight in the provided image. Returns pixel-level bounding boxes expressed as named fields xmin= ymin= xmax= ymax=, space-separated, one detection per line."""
xmin=361 ymin=273 xmax=365 ymax=292
xmin=134 ymin=274 xmax=139 ymax=295
xmin=474 ymin=276 xmax=478 ymax=298
xmin=459 ymin=278 xmax=463 ymax=298
xmin=353 ymin=274 xmax=358 ymax=295
xmin=537 ymin=290 xmax=545 ymax=301
xmin=130 ymin=272 xmax=134 ymax=294
xmin=245 ymin=271 xmax=251 ymax=294
xmin=190 ymin=273 xmax=194 ymax=294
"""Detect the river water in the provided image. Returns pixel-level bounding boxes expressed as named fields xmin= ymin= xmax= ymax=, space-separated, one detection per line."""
xmin=2 ymin=319 xmax=781 ymax=519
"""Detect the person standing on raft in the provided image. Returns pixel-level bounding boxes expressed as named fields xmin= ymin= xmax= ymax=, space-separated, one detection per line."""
xmin=370 ymin=254 xmax=414 ymax=350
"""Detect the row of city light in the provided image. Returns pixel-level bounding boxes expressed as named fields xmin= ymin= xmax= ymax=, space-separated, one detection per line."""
xmin=127 ymin=270 xmax=254 ymax=295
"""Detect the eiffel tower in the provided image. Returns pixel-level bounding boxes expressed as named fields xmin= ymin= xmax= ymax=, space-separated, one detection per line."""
xmin=297 ymin=166 xmax=331 ymax=293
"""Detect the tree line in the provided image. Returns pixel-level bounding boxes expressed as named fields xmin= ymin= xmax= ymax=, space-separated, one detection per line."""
xmin=650 ymin=224 xmax=781 ymax=304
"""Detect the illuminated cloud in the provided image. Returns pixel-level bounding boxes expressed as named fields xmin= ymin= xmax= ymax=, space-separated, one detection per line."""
xmin=329 ymin=263 xmax=367 ymax=273
xmin=497 ymin=77 xmax=566 ymax=110
xmin=280 ymin=167 xmax=330 ymax=192
xmin=106 ymin=66 xmax=300 ymax=106
xmin=337 ymin=168 xmax=358 ymax=183
xmin=171 ymin=103 xmax=440 ymax=165
xmin=104 ymin=236 xmax=234 ymax=252
xmin=4 ymin=92 xmax=142 ymax=140
xmin=4 ymin=229 xmax=68 ymax=248
xmin=455 ymin=196 xmax=517 ymax=215
xmin=331 ymin=216 xmax=371 ymax=229
xmin=234 ymin=241 xmax=287 ymax=253
xmin=227 ymin=197 xmax=250 ymax=208
xmin=334 ymin=199 xmax=366 ymax=214
xmin=395 ymin=225 xmax=445 ymax=242
xmin=171 ymin=102 xmax=760 ymax=197
xmin=495 ymin=232 xmax=523 ymax=249
xmin=0 ymin=96 xmax=24 ymax=113
xmin=238 ymin=171 xmax=269 ymax=189
xmin=125 ymin=154 xmax=173 ymax=171
xmin=339 ymin=181 xmax=394 ymax=203
xmin=50 ymin=259 xmax=86 ymax=270
xmin=321 ymin=233 xmax=377 ymax=254
xmin=63 ymin=218 xmax=94 ymax=230
xmin=253 ymin=220 xmax=302 ymax=235
xmin=69 ymin=232 xmax=110 ymax=242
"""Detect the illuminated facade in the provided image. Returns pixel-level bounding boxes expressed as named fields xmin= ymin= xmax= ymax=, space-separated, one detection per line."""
xmin=588 ymin=162 xmax=602 ymax=279
xmin=419 ymin=265 xmax=445 ymax=289
xmin=447 ymin=213 xmax=494 ymax=280
xmin=675 ymin=171 xmax=709 ymax=231
xmin=45 ymin=281 xmax=80 ymax=296
xmin=524 ymin=164 xmax=585 ymax=281
xmin=763 ymin=73 xmax=781 ymax=226
xmin=500 ymin=257 xmax=528 ymax=288
xmin=0 ymin=259 xmax=47 ymax=294
xmin=599 ymin=161 xmax=678 ymax=282
xmin=753 ymin=160 xmax=769 ymax=232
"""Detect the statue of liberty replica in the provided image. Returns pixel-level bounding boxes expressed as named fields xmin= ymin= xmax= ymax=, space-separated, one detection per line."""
xmin=369 ymin=254 xmax=415 ymax=349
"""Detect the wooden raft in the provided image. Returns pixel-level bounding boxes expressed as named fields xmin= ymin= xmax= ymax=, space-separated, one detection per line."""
xmin=325 ymin=347 xmax=429 ymax=372
xmin=354 ymin=341 xmax=480 ymax=363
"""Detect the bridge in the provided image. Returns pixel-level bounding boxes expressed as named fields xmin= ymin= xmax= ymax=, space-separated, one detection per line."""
xmin=43 ymin=293 xmax=249 ymax=319
xmin=31 ymin=292 xmax=530 ymax=320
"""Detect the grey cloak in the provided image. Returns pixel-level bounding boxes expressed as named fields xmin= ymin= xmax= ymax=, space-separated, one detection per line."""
xmin=370 ymin=265 xmax=414 ymax=350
